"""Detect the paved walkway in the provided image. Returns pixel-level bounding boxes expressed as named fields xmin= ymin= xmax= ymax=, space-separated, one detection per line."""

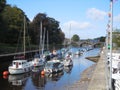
xmin=88 ymin=48 xmax=108 ymax=90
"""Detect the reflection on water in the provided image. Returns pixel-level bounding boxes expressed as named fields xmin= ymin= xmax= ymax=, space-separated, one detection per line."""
xmin=4 ymin=72 xmax=31 ymax=90
xmin=45 ymin=71 xmax=64 ymax=82
xmin=64 ymin=65 xmax=73 ymax=74
xmin=31 ymin=70 xmax=46 ymax=89
xmin=0 ymin=48 xmax=100 ymax=90
xmin=32 ymin=66 xmax=43 ymax=73
xmin=8 ymin=73 xmax=30 ymax=86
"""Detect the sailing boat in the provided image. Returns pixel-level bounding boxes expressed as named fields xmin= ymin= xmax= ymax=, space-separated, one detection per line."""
xmin=8 ymin=16 xmax=33 ymax=74
xmin=32 ymin=21 xmax=45 ymax=67
xmin=42 ymin=30 xmax=51 ymax=61
xmin=63 ymin=24 xmax=73 ymax=66
xmin=65 ymin=24 xmax=73 ymax=58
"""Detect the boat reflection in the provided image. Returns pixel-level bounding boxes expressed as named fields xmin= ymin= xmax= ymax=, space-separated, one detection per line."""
xmin=32 ymin=66 xmax=43 ymax=73
xmin=74 ymin=54 xmax=81 ymax=58
xmin=8 ymin=72 xmax=30 ymax=86
xmin=45 ymin=71 xmax=64 ymax=81
xmin=64 ymin=65 xmax=73 ymax=74
xmin=31 ymin=70 xmax=46 ymax=89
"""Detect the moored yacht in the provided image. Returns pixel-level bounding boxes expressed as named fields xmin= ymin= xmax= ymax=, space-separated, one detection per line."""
xmin=44 ymin=59 xmax=64 ymax=74
xmin=63 ymin=56 xmax=73 ymax=66
xmin=8 ymin=16 xmax=33 ymax=75
xmin=8 ymin=60 xmax=33 ymax=74
xmin=32 ymin=53 xmax=45 ymax=67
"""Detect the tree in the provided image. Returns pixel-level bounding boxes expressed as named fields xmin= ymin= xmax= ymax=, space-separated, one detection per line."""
xmin=0 ymin=4 xmax=65 ymax=47
xmin=47 ymin=17 xmax=64 ymax=44
xmin=113 ymin=29 xmax=120 ymax=47
xmin=29 ymin=13 xmax=65 ymax=45
xmin=71 ymin=34 xmax=80 ymax=42
xmin=99 ymin=36 xmax=105 ymax=42
xmin=0 ymin=0 xmax=6 ymax=38
xmin=29 ymin=13 xmax=47 ymax=44
xmin=0 ymin=5 xmax=30 ymax=44
xmin=0 ymin=0 xmax=6 ymax=12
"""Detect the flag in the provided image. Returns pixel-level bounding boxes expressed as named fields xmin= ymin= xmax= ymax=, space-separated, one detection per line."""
xmin=107 ymin=24 xmax=110 ymax=28
xmin=108 ymin=12 xmax=111 ymax=17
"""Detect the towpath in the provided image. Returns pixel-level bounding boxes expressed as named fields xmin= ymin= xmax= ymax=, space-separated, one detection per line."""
xmin=88 ymin=48 xmax=108 ymax=90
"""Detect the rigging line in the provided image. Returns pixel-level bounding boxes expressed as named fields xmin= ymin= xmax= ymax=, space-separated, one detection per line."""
xmin=0 ymin=49 xmax=39 ymax=57
xmin=42 ymin=27 xmax=46 ymax=55
xmin=23 ymin=16 xmax=26 ymax=56
xmin=47 ymin=30 xmax=49 ymax=50
xmin=26 ymin=19 xmax=32 ymax=58
xmin=15 ymin=24 xmax=22 ymax=53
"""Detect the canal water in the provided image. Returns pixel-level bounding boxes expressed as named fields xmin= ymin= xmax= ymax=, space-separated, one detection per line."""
xmin=0 ymin=47 xmax=100 ymax=90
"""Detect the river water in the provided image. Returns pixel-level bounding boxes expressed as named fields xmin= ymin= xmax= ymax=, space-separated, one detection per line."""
xmin=0 ymin=47 xmax=100 ymax=90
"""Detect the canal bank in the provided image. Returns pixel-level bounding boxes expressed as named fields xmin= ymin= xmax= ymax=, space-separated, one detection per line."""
xmin=67 ymin=47 xmax=107 ymax=90
xmin=87 ymin=48 xmax=107 ymax=90
xmin=66 ymin=64 xmax=96 ymax=90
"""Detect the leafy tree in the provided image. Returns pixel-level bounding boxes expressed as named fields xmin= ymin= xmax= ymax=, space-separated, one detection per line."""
xmin=0 ymin=4 xmax=64 ymax=48
xmin=29 ymin=13 xmax=65 ymax=45
xmin=1 ymin=5 xmax=29 ymax=44
xmin=0 ymin=0 xmax=6 ymax=12
xmin=0 ymin=0 xmax=6 ymax=39
xmin=113 ymin=29 xmax=120 ymax=47
xmin=71 ymin=34 xmax=80 ymax=42
xmin=47 ymin=17 xmax=64 ymax=44
xmin=99 ymin=36 xmax=105 ymax=42
xmin=29 ymin=13 xmax=46 ymax=44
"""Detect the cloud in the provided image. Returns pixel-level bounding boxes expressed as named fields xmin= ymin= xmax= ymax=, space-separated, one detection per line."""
xmin=87 ymin=8 xmax=107 ymax=20
xmin=63 ymin=20 xmax=91 ymax=30
xmin=114 ymin=14 xmax=120 ymax=22
xmin=62 ymin=20 xmax=92 ymax=38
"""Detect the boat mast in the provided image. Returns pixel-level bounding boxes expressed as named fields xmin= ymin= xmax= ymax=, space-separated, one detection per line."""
xmin=23 ymin=16 xmax=26 ymax=57
xmin=42 ymin=27 xmax=46 ymax=55
xmin=39 ymin=21 xmax=42 ymax=55
xmin=69 ymin=23 xmax=71 ymax=49
xmin=47 ymin=30 xmax=49 ymax=50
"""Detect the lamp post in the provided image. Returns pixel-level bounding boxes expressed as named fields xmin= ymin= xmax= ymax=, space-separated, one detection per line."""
xmin=109 ymin=0 xmax=113 ymax=90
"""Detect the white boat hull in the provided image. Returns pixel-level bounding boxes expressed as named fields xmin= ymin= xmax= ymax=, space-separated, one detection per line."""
xmin=44 ymin=59 xmax=64 ymax=74
xmin=63 ymin=58 xmax=73 ymax=66
xmin=44 ymin=68 xmax=54 ymax=74
xmin=32 ymin=58 xmax=45 ymax=67
xmin=9 ymin=67 xmax=32 ymax=74
xmin=64 ymin=61 xmax=73 ymax=66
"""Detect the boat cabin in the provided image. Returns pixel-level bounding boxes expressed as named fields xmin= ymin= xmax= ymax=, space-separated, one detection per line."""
xmin=12 ymin=60 xmax=28 ymax=68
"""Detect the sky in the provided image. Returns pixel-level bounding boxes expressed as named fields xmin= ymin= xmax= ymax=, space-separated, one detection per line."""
xmin=6 ymin=0 xmax=120 ymax=39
